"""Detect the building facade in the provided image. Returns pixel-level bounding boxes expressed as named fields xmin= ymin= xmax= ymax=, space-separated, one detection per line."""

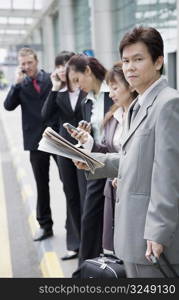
xmin=9 ymin=0 xmax=179 ymax=87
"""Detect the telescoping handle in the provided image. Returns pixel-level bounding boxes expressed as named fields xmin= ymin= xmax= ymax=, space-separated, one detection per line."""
xmin=150 ymin=253 xmax=179 ymax=278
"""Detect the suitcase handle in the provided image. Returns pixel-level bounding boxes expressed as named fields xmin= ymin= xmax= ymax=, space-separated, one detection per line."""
xmin=100 ymin=253 xmax=123 ymax=264
xmin=150 ymin=254 xmax=179 ymax=278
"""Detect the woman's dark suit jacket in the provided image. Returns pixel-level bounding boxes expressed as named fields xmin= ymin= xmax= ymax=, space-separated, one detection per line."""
xmin=41 ymin=89 xmax=87 ymax=143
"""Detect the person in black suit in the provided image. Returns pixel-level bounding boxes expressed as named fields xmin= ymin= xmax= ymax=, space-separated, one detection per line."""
xmin=42 ymin=51 xmax=87 ymax=260
xmin=66 ymin=54 xmax=113 ymax=267
xmin=4 ymin=47 xmax=59 ymax=241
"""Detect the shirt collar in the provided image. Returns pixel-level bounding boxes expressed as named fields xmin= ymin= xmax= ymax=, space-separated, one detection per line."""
xmin=113 ymin=107 xmax=125 ymax=125
xmin=59 ymin=87 xmax=80 ymax=97
xmin=25 ymin=70 xmax=43 ymax=84
xmin=59 ymin=86 xmax=67 ymax=92
xmin=138 ymin=75 xmax=165 ymax=107
xmin=85 ymin=81 xmax=109 ymax=103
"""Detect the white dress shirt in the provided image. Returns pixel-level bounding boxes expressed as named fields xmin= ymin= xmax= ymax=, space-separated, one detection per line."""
xmin=59 ymin=87 xmax=80 ymax=111
xmin=85 ymin=81 xmax=109 ymax=143
xmin=113 ymin=107 xmax=126 ymax=151
xmin=83 ymin=106 xmax=125 ymax=152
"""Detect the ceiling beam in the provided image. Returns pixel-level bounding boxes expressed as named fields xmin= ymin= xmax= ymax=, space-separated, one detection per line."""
xmin=0 ymin=24 xmax=30 ymax=30
xmin=0 ymin=9 xmax=41 ymax=18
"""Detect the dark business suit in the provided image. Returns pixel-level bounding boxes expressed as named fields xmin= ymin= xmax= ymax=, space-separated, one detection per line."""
xmin=78 ymin=92 xmax=113 ymax=264
xmin=4 ymin=70 xmax=59 ymax=230
xmin=42 ymin=89 xmax=87 ymax=251
xmin=92 ymin=117 xmax=119 ymax=251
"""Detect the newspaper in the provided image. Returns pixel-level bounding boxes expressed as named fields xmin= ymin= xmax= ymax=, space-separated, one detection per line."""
xmin=38 ymin=127 xmax=104 ymax=174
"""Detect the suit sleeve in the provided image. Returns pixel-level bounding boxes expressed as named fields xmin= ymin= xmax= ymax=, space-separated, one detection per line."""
xmin=144 ymin=97 xmax=179 ymax=247
xmin=92 ymin=141 xmax=109 ymax=153
xmin=86 ymin=152 xmax=120 ymax=180
xmin=92 ymin=127 xmax=109 ymax=153
xmin=4 ymin=84 xmax=21 ymax=110
xmin=41 ymin=91 xmax=59 ymax=122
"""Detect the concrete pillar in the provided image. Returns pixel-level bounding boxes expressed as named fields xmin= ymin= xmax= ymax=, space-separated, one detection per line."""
xmin=58 ymin=0 xmax=75 ymax=52
xmin=31 ymin=28 xmax=43 ymax=69
xmin=41 ymin=15 xmax=55 ymax=72
xmin=177 ymin=0 xmax=179 ymax=89
xmin=90 ymin=0 xmax=113 ymax=68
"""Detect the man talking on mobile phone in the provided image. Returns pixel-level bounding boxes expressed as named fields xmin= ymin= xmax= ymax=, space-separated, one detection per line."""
xmin=4 ymin=47 xmax=60 ymax=241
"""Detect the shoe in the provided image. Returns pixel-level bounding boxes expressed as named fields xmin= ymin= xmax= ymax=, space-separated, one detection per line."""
xmin=61 ymin=250 xmax=78 ymax=260
xmin=33 ymin=228 xmax=53 ymax=241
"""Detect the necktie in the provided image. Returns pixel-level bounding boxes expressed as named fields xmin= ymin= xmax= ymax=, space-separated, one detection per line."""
xmin=32 ymin=79 xmax=41 ymax=93
xmin=129 ymin=101 xmax=140 ymax=128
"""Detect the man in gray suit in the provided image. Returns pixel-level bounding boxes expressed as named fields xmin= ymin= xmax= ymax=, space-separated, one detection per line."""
xmin=74 ymin=26 xmax=179 ymax=277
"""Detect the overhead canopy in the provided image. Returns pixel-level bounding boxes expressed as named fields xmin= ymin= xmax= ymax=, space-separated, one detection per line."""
xmin=0 ymin=0 xmax=54 ymax=48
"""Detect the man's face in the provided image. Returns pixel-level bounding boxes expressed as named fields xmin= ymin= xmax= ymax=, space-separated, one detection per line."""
xmin=18 ymin=54 xmax=38 ymax=78
xmin=122 ymin=42 xmax=163 ymax=94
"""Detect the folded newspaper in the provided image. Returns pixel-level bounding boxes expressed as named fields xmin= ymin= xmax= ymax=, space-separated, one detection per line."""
xmin=38 ymin=127 xmax=104 ymax=174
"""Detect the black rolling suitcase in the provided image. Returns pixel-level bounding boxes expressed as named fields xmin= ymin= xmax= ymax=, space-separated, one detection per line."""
xmin=72 ymin=253 xmax=126 ymax=278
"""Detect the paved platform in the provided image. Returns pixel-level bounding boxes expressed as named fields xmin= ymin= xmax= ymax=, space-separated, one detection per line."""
xmin=0 ymin=89 xmax=78 ymax=278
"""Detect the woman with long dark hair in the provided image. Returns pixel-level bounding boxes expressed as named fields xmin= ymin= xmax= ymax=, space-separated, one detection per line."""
xmin=42 ymin=51 xmax=87 ymax=260
xmin=70 ymin=62 xmax=138 ymax=253
xmin=66 ymin=54 xmax=113 ymax=266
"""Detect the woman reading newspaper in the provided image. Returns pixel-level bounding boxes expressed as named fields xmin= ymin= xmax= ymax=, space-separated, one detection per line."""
xmin=66 ymin=54 xmax=113 ymax=269
xmin=67 ymin=62 xmax=137 ymax=255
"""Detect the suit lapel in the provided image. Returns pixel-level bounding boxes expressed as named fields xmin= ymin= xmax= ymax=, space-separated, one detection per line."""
xmin=65 ymin=92 xmax=73 ymax=113
xmin=121 ymin=78 xmax=168 ymax=147
xmin=84 ymin=100 xmax=93 ymax=122
xmin=23 ymin=71 xmax=51 ymax=99
xmin=23 ymin=80 xmax=38 ymax=97
xmin=108 ymin=118 xmax=118 ymax=147
xmin=104 ymin=92 xmax=113 ymax=114
xmin=74 ymin=90 xmax=86 ymax=113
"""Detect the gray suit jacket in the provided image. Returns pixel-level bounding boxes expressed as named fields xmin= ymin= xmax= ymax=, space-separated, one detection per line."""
xmin=87 ymin=78 xmax=179 ymax=264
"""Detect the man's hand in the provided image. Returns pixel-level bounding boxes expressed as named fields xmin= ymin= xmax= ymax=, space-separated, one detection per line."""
xmin=72 ymin=160 xmax=90 ymax=170
xmin=145 ymin=240 xmax=164 ymax=262
xmin=15 ymin=66 xmax=26 ymax=84
xmin=112 ymin=178 xmax=117 ymax=188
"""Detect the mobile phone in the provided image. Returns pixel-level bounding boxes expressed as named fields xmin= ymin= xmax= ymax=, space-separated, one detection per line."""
xmin=55 ymin=73 xmax=61 ymax=81
xmin=149 ymin=254 xmax=158 ymax=265
xmin=63 ymin=123 xmax=80 ymax=132
xmin=21 ymin=69 xmax=27 ymax=74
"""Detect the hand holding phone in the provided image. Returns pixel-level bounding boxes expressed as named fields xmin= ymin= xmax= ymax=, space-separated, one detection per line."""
xmin=78 ymin=120 xmax=91 ymax=133
xmin=63 ymin=122 xmax=90 ymax=146
xmin=63 ymin=123 xmax=80 ymax=133
xmin=51 ymin=71 xmax=62 ymax=91
xmin=15 ymin=66 xmax=26 ymax=84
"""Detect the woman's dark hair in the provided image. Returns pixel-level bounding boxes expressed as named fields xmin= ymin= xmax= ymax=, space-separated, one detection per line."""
xmin=55 ymin=50 xmax=75 ymax=67
xmin=103 ymin=61 xmax=138 ymax=127
xmin=66 ymin=54 xmax=106 ymax=91
xmin=119 ymin=26 xmax=164 ymax=74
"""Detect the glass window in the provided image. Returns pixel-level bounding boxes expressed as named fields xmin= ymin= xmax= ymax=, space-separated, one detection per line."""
xmin=73 ymin=0 xmax=92 ymax=53
xmin=112 ymin=0 xmax=177 ymax=60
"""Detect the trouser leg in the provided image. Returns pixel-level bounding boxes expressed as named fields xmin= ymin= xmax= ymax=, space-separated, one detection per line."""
xmin=57 ymin=156 xmax=86 ymax=251
xmin=30 ymin=150 xmax=53 ymax=229
xmin=78 ymin=178 xmax=106 ymax=265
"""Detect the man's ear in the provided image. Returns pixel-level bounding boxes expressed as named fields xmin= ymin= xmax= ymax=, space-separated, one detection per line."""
xmin=155 ymin=56 xmax=164 ymax=71
xmin=85 ymin=65 xmax=92 ymax=76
